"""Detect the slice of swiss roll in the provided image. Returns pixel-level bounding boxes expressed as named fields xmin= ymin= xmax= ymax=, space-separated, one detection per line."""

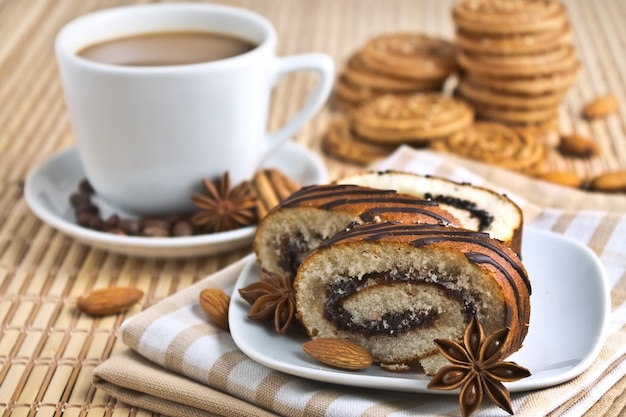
xmin=294 ymin=222 xmax=531 ymax=375
xmin=254 ymin=184 xmax=461 ymax=277
xmin=336 ymin=171 xmax=524 ymax=256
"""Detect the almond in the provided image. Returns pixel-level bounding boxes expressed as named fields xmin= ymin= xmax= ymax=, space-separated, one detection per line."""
xmin=76 ymin=287 xmax=143 ymax=316
xmin=537 ymin=171 xmax=584 ymax=189
xmin=558 ymin=134 xmax=599 ymax=158
xmin=583 ymin=94 xmax=619 ymax=119
xmin=589 ymin=171 xmax=626 ymax=193
xmin=302 ymin=338 xmax=373 ymax=370
xmin=199 ymin=288 xmax=230 ymax=331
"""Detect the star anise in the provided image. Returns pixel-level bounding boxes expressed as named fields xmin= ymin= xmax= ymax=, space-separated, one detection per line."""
xmin=191 ymin=172 xmax=258 ymax=233
xmin=427 ymin=317 xmax=531 ymax=417
xmin=238 ymin=269 xmax=296 ymax=333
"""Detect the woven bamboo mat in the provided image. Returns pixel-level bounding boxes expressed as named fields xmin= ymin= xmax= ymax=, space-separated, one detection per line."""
xmin=1 ymin=0 xmax=625 ymax=415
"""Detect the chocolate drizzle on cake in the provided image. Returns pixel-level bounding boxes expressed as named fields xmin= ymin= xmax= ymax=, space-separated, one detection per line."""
xmin=411 ymin=231 xmax=531 ymax=296
xmin=359 ymin=206 xmax=452 ymax=224
xmin=464 ymin=251 xmax=524 ymax=322
xmin=320 ymin=196 xmax=439 ymax=210
xmin=280 ymin=184 xmax=398 ymax=208
xmin=280 ymin=184 xmax=449 ymax=226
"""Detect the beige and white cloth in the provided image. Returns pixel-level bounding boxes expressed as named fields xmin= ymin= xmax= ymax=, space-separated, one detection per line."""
xmin=93 ymin=146 xmax=626 ymax=417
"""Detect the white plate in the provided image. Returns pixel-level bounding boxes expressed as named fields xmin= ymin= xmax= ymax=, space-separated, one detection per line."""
xmin=24 ymin=142 xmax=327 ymax=258
xmin=229 ymin=227 xmax=610 ymax=393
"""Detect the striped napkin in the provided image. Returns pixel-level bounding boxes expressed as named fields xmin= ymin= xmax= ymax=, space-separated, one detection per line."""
xmin=93 ymin=146 xmax=626 ymax=417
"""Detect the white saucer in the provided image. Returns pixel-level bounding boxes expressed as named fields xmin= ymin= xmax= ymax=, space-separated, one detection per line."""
xmin=230 ymin=227 xmax=610 ymax=393
xmin=24 ymin=142 xmax=328 ymax=258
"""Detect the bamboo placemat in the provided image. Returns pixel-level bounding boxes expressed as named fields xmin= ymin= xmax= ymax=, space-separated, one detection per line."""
xmin=1 ymin=0 xmax=625 ymax=416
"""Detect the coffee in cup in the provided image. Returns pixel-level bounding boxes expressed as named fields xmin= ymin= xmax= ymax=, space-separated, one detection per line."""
xmin=77 ymin=31 xmax=257 ymax=66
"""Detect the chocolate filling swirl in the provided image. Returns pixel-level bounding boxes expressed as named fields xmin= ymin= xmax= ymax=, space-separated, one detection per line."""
xmin=424 ymin=193 xmax=494 ymax=231
xmin=323 ymin=271 xmax=476 ymax=337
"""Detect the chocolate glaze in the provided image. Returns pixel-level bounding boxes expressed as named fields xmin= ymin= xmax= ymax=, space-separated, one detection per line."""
xmin=281 ymin=184 xmax=397 ymax=208
xmin=280 ymin=185 xmax=442 ymax=213
xmin=359 ymin=206 xmax=452 ymax=225
xmin=425 ymin=193 xmax=494 ymax=231
xmin=411 ymin=234 xmax=531 ymax=295
xmin=276 ymin=185 xmax=459 ymax=234
xmin=465 ymin=251 xmax=523 ymax=323
xmin=319 ymin=196 xmax=439 ymax=210
xmin=369 ymin=226 xmax=487 ymax=244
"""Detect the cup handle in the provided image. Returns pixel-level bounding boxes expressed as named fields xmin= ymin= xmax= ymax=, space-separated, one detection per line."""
xmin=263 ymin=53 xmax=334 ymax=158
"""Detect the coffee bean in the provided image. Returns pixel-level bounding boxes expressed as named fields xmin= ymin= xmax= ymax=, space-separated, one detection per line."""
xmin=164 ymin=213 xmax=185 ymax=224
xmin=142 ymin=225 xmax=170 ymax=237
xmin=172 ymin=220 xmax=193 ymax=236
xmin=76 ymin=211 xmax=95 ymax=228
xmin=87 ymin=216 xmax=105 ymax=231
xmin=77 ymin=204 xmax=100 ymax=217
xmin=141 ymin=218 xmax=171 ymax=229
xmin=103 ymin=214 xmax=120 ymax=230
xmin=79 ymin=179 xmax=95 ymax=194
xmin=69 ymin=177 xmax=263 ymax=238
xmin=119 ymin=219 xmax=141 ymax=235
xmin=69 ymin=192 xmax=93 ymax=210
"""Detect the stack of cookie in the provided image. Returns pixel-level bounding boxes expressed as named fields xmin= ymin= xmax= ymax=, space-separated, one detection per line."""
xmin=334 ymin=33 xmax=458 ymax=111
xmin=452 ymin=0 xmax=579 ymax=131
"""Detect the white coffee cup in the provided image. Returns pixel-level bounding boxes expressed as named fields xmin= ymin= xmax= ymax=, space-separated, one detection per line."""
xmin=55 ymin=3 xmax=334 ymax=216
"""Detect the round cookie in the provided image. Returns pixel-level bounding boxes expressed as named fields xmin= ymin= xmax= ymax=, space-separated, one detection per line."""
xmin=455 ymin=22 xmax=571 ymax=55
xmin=457 ymin=45 xmax=579 ymax=77
xmin=510 ymin=117 xmax=558 ymax=135
xmin=456 ymin=78 xmax=567 ymax=109
xmin=431 ymin=121 xmax=548 ymax=175
xmin=359 ymin=33 xmax=458 ymax=81
xmin=452 ymin=0 xmax=568 ymax=35
xmin=334 ymin=75 xmax=378 ymax=103
xmin=333 ymin=74 xmax=430 ymax=113
xmin=323 ymin=116 xmax=397 ymax=165
xmin=465 ymin=65 xmax=579 ymax=94
xmin=351 ymin=93 xmax=474 ymax=144
xmin=332 ymin=76 xmax=386 ymax=112
xmin=344 ymin=53 xmax=444 ymax=92
xmin=469 ymin=101 xmax=558 ymax=125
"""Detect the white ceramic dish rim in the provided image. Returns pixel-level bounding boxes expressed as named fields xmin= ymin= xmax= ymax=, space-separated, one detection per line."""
xmin=229 ymin=227 xmax=611 ymax=393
